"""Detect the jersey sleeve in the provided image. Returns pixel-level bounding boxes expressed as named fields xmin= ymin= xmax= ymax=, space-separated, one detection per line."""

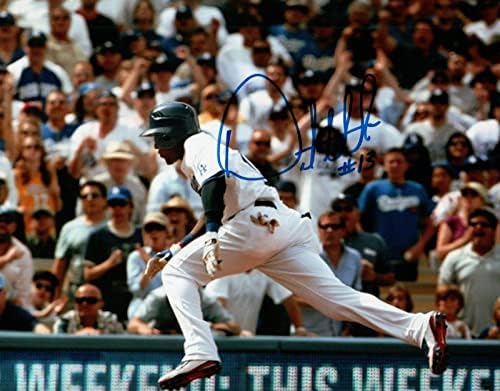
xmin=183 ymin=134 xmax=225 ymax=186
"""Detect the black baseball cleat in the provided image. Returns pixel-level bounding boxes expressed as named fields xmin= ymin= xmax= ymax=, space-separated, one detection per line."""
xmin=158 ymin=360 xmax=222 ymax=390
xmin=422 ymin=312 xmax=449 ymax=375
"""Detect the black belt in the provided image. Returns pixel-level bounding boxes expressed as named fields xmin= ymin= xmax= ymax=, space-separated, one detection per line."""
xmin=254 ymin=200 xmax=277 ymax=209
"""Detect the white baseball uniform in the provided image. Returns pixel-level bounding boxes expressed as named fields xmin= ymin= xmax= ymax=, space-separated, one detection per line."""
xmin=162 ymin=131 xmax=432 ymax=362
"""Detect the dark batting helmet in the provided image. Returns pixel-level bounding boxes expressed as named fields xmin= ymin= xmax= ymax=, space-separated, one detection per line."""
xmin=141 ymin=101 xmax=200 ymax=148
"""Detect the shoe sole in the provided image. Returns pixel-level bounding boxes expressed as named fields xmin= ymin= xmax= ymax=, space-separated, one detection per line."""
xmin=431 ymin=312 xmax=448 ymax=375
xmin=158 ymin=361 xmax=222 ymax=390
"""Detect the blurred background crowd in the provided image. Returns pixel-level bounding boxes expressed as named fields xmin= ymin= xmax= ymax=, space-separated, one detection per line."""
xmin=0 ymin=0 xmax=499 ymax=341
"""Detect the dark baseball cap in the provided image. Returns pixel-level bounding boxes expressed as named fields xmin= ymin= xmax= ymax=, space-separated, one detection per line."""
xmin=150 ymin=56 xmax=179 ymax=73
xmin=429 ymin=89 xmax=449 ymax=105
xmin=27 ymin=31 xmax=47 ymax=47
xmin=331 ymin=193 xmax=357 ymax=210
xmin=135 ymin=80 xmax=156 ymax=98
xmin=32 ymin=206 xmax=55 ymax=219
xmin=175 ymin=5 xmax=193 ymax=20
xmin=0 ymin=11 xmax=15 ymax=27
xmin=107 ymin=186 xmax=132 ymax=203
xmin=96 ymin=40 xmax=120 ymax=55
xmin=196 ymin=52 xmax=216 ymax=68
xmin=298 ymin=69 xmax=323 ymax=85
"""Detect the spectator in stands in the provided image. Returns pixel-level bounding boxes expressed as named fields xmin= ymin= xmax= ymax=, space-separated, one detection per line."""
xmin=0 ymin=206 xmax=32 ymax=309
xmin=68 ymin=81 xmax=100 ymax=127
xmin=359 ymin=147 xmax=435 ymax=282
xmin=405 ymin=89 xmax=460 ymax=162
xmin=205 ymin=269 xmax=309 ymax=336
xmin=430 ymin=162 xmax=454 ymax=203
xmin=160 ymin=195 xmax=196 ymax=244
xmin=463 ymin=0 xmax=500 ymax=46
xmin=435 ymin=181 xmax=488 ymax=261
xmin=267 ymin=107 xmax=297 ymax=177
xmin=68 ymin=90 xmax=149 ymax=180
xmin=435 ymin=285 xmax=471 ymax=339
xmin=438 ymin=207 xmax=500 ymax=336
xmin=27 ymin=207 xmax=56 ymax=258
xmin=432 ymin=0 xmax=468 ymax=54
xmin=14 ymin=136 xmax=61 ymax=235
xmin=198 ymin=83 xmax=222 ymax=126
xmin=94 ymin=41 xmax=122 ymax=90
xmin=269 ymin=0 xmax=313 ymax=60
xmin=29 ymin=270 xmax=66 ymax=328
xmin=94 ymin=141 xmax=147 ymax=225
xmin=46 ymin=6 xmax=87 ymax=77
xmin=478 ymin=297 xmax=500 ymax=340
xmin=239 ymin=59 xmax=293 ymax=131
xmin=52 ymin=180 xmax=107 ymax=301
xmin=157 ymin=1 xmax=228 ymax=48
xmin=83 ymin=186 xmax=142 ymax=322
xmin=275 ymin=180 xmax=298 ymax=210
xmin=53 ymin=283 xmax=123 ymax=334
xmin=0 ymin=168 xmax=17 ymax=210
xmin=333 ymin=195 xmax=394 ymax=298
xmin=0 ymin=272 xmax=50 ymax=333
xmin=41 ymin=89 xmax=80 ymax=229
xmin=402 ymin=133 xmax=433 ymax=195
xmin=7 ymin=31 xmax=72 ymax=104
xmin=127 ymin=212 xmax=171 ymax=319
xmin=76 ymin=0 xmax=119 ymax=50
xmin=127 ymin=286 xmax=240 ymax=336
xmin=131 ymin=0 xmax=162 ymax=45
xmin=297 ymin=210 xmax=362 ymax=336
xmin=343 ymin=148 xmax=379 ymax=202
xmin=444 ymin=132 xmax=476 ymax=178
xmin=245 ymin=130 xmax=280 ymax=187
xmin=0 ymin=11 xmax=24 ymax=66
xmin=385 ymin=283 xmax=414 ymax=312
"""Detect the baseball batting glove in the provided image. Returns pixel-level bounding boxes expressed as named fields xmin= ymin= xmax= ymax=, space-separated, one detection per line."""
xmin=144 ymin=243 xmax=182 ymax=279
xmin=202 ymin=232 xmax=222 ymax=277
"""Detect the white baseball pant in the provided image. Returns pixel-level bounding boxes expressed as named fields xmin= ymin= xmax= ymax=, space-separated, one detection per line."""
xmin=161 ymin=200 xmax=431 ymax=361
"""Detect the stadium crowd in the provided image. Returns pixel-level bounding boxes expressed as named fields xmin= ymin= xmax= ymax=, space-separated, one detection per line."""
xmin=0 ymin=0 xmax=499 ymax=341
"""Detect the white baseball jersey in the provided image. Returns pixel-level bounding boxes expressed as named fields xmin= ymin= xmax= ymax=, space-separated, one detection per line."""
xmin=181 ymin=132 xmax=279 ymax=222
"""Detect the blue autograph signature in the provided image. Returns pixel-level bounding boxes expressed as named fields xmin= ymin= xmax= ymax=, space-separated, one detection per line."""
xmin=216 ymin=73 xmax=381 ymax=181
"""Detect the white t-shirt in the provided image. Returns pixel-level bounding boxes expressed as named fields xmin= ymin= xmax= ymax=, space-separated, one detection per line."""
xmin=464 ymin=19 xmax=500 ymax=45
xmin=204 ymin=269 xmax=291 ymax=334
xmin=466 ymin=119 xmax=500 ymax=160
xmin=69 ymin=120 xmax=149 ymax=179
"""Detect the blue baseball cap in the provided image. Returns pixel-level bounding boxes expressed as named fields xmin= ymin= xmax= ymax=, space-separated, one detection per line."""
xmin=107 ymin=186 xmax=132 ymax=203
xmin=78 ymin=82 xmax=101 ymax=97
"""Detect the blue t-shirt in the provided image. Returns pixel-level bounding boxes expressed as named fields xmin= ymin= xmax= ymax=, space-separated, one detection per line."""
xmin=269 ymin=25 xmax=314 ymax=60
xmin=41 ymin=123 xmax=77 ymax=143
xmin=358 ymin=179 xmax=434 ymax=260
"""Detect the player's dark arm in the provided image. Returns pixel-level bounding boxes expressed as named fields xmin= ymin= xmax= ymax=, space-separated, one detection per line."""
xmin=200 ymin=172 xmax=226 ymax=232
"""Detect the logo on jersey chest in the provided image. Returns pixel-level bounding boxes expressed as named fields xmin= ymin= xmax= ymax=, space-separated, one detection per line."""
xmin=197 ymin=163 xmax=207 ymax=176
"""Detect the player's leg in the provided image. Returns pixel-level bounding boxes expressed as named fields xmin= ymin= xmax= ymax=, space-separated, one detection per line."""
xmin=258 ymin=246 xmax=448 ymax=374
xmin=157 ymin=230 xmax=268 ymax=390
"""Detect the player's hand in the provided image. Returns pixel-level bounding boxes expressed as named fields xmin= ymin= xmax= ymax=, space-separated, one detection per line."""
xmin=202 ymin=232 xmax=222 ymax=277
xmin=144 ymin=243 xmax=182 ymax=279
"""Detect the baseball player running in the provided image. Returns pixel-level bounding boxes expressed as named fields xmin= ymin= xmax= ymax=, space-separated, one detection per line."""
xmin=142 ymin=102 xmax=448 ymax=391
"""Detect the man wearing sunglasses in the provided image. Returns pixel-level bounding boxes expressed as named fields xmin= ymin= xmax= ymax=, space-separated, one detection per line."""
xmin=438 ymin=207 xmax=500 ymax=337
xmin=53 ymin=283 xmax=123 ymax=335
xmin=52 ymin=180 xmax=107 ymax=302
xmin=297 ymin=210 xmax=362 ymax=337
